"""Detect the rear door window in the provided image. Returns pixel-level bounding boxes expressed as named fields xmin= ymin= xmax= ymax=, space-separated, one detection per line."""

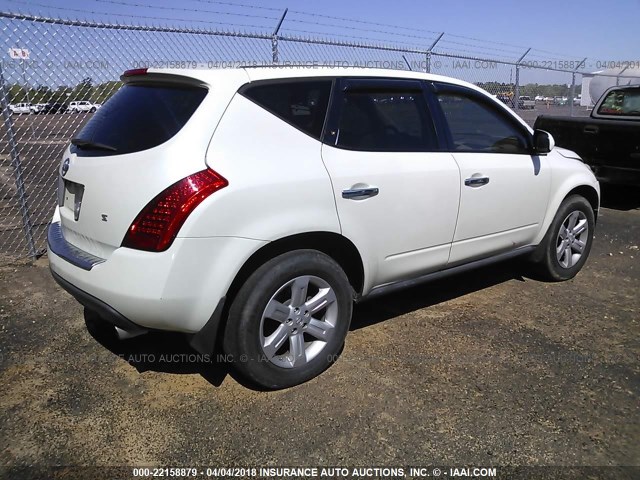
xmin=332 ymin=83 xmax=438 ymax=152
xmin=240 ymin=79 xmax=332 ymax=140
xmin=72 ymin=83 xmax=207 ymax=156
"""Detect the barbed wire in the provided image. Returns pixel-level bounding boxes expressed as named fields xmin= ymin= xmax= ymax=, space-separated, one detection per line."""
xmin=284 ymin=18 xmax=439 ymax=44
xmin=286 ymin=9 xmax=440 ymax=36
xmin=1 ymin=0 xmax=273 ymax=30
xmin=287 ymin=8 xmax=562 ymax=57
xmin=93 ymin=0 xmax=279 ymax=21
xmin=280 ymin=28 xmax=434 ymax=49
xmin=433 ymin=47 xmax=519 ymax=63
xmin=1 ymin=0 xmax=600 ymax=62
xmin=188 ymin=0 xmax=283 ymax=12
xmin=437 ymin=39 xmax=524 ymax=57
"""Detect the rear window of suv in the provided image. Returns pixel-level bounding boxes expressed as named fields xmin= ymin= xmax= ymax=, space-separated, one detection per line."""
xmin=71 ymin=83 xmax=207 ymax=156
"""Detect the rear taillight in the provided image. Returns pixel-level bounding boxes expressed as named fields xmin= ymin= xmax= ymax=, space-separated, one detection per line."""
xmin=122 ymin=169 xmax=228 ymax=252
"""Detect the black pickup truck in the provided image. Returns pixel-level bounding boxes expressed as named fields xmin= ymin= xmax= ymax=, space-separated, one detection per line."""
xmin=535 ymin=85 xmax=640 ymax=185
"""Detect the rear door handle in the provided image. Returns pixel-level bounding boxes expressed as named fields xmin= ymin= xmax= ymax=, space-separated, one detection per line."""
xmin=464 ymin=176 xmax=490 ymax=187
xmin=342 ymin=187 xmax=379 ymax=199
xmin=584 ymin=125 xmax=599 ymax=134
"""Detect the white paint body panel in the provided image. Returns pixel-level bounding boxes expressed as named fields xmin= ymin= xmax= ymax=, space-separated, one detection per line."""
xmin=321 ymin=145 xmax=460 ymax=292
xmin=191 ymin=94 xmax=340 ymax=240
xmin=449 ymin=153 xmax=551 ymax=264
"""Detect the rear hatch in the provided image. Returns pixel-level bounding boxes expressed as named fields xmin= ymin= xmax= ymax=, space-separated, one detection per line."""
xmin=57 ymin=70 xmax=220 ymax=259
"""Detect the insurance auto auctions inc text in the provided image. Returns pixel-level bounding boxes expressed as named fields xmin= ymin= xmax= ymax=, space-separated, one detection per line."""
xmin=207 ymin=466 xmax=497 ymax=478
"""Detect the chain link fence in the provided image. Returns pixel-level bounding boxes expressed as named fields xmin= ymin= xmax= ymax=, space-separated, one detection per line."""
xmin=0 ymin=11 xmax=636 ymax=260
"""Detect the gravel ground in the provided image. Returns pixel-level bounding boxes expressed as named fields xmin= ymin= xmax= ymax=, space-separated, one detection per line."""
xmin=0 ymin=186 xmax=638 ymax=479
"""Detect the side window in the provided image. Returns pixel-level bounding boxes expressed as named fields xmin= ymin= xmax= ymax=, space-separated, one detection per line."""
xmin=241 ymin=80 xmax=332 ymax=140
xmin=336 ymin=90 xmax=437 ymax=151
xmin=437 ymin=92 xmax=530 ymax=154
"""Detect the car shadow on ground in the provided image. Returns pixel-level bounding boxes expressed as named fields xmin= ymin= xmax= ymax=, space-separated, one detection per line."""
xmin=86 ymin=326 xmax=233 ymax=388
xmin=599 ymin=184 xmax=640 ymax=211
xmin=87 ymin=259 xmax=527 ymax=390
xmin=350 ymin=259 xmax=526 ymax=331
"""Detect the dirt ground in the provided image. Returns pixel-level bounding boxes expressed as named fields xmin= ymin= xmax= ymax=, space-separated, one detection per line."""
xmin=0 ymin=186 xmax=638 ymax=478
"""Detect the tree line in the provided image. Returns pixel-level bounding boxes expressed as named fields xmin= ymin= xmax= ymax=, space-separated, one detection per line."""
xmin=476 ymin=81 xmax=582 ymax=97
xmin=6 ymin=78 xmax=122 ymax=105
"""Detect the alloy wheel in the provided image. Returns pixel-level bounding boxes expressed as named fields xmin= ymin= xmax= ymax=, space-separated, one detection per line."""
xmin=259 ymin=275 xmax=338 ymax=369
xmin=556 ymin=210 xmax=589 ymax=268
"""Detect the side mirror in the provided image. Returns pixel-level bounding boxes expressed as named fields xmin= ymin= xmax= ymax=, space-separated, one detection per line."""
xmin=533 ymin=129 xmax=555 ymax=155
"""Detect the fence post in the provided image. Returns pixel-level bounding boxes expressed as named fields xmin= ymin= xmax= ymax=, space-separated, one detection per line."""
xmin=271 ymin=8 xmax=288 ymax=64
xmin=514 ymin=48 xmax=531 ymax=111
xmin=616 ymin=65 xmax=629 ymax=87
xmin=402 ymin=55 xmax=412 ymax=71
xmin=569 ymin=58 xmax=587 ymax=117
xmin=0 ymin=61 xmax=37 ymax=258
xmin=425 ymin=32 xmax=444 ymax=73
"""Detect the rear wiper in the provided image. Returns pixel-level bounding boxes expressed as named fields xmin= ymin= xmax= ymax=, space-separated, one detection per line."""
xmin=71 ymin=138 xmax=117 ymax=152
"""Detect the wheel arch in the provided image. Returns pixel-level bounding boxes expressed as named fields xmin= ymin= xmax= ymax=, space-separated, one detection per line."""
xmin=226 ymin=232 xmax=365 ymax=303
xmin=565 ymin=184 xmax=600 ymax=222
xmin=533 ymin=172 xmax=600 ymax=247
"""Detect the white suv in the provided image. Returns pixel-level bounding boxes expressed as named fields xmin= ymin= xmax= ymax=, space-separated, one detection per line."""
xmin=8 ymin=102 xmax=33 ymax=114
xmin=68 ymin=100 xmax=101 ymax=113
xmin=48 ymin=67 xmax=599 ymax=389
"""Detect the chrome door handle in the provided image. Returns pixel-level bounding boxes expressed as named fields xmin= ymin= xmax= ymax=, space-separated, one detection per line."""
xmin=342 ymin=187 xmax=379 ymax=199
xmin=464 ymin=176 xmax=490 ymax=187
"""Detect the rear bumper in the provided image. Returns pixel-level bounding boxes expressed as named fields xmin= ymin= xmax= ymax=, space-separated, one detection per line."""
xmin=50 ymin=269 xmax=148 ymax=336
xmin=47 ymin=212 xmax=266 ymax=333
xmin=48 ymin=221 xmax=105 ymax=271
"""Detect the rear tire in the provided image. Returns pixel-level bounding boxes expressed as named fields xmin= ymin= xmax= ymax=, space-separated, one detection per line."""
xmin=224 ymin=250 xmax=353 ymax=389
xmin=530 ymin=195 xmax=595 ymax=281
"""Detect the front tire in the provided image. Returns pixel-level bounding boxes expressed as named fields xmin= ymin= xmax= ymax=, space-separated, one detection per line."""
xmin=224 ymin=250 xmax=353 ymax=389
xmin=531 ymin=194 xmax=595 ymax=281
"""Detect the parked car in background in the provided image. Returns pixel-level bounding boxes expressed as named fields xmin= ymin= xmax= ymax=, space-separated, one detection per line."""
xmin=31 ymin=103 xmax=48 ymax=114
xmin=535 ymin=85 xmax=640 ymax=185
xmin=42 ymin=102 xmax=68 ymax=114
xmin=68 ymin=100 xmax=101 ymax=113
xmin=535 ymin=95 xmax=544 ymax=102
xmin=49 ymin=67 xmax=599 ymax=389
xmin=553 ymin=96 xmax=568 ymax=106
xmin=8 ymin=102 xmax=33 ymax=114
xmin=518 ymin=96 xmax=535 ymax=109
